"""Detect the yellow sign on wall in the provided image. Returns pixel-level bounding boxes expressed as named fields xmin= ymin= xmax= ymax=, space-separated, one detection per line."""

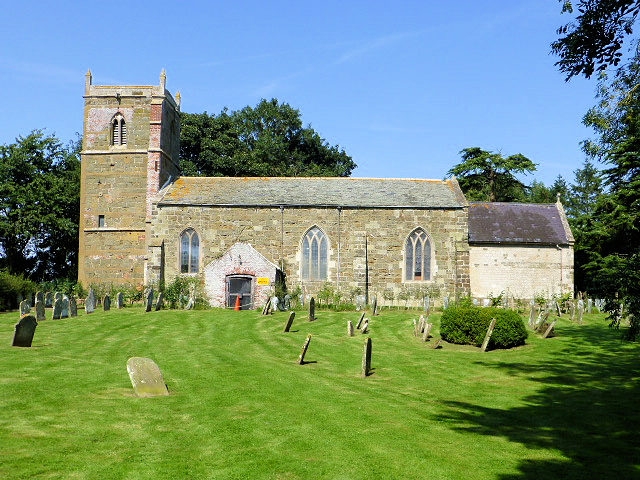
xmin=257 ymin=277 xmax=271 ymax=286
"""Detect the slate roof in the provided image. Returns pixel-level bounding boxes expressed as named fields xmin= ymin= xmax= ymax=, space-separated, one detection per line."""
xmin=468 ymin=202 xmax=574 ymax=245
xmin=158 ymin=177 xmax=468 ymax=209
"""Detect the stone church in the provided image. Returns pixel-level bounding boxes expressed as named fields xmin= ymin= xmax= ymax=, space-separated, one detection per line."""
xmin=78 ymin=72 xmax=574 ymax=308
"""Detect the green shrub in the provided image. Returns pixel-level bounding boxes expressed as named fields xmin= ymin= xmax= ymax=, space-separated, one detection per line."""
xmin=163 ymin=276 xmax=204 ymax=309
xmin=440 ymin=305 xmax=528 ymax=350
xmin=0 ymin=270 xmax=36 ymax=311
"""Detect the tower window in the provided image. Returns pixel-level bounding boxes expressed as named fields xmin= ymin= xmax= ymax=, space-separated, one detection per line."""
xmin=111 ymin=113 xmax=127 ymax=146
xmin=98 ymin=215 xmax=105 ymax=228
xmin=180 ymin=228 xmax=200 ymax=274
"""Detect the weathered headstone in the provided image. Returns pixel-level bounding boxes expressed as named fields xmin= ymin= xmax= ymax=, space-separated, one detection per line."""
xmin=126 ymin=357 xmax=169 ymax=397
xmin=69 ymin=296 xmax=78 ymax=317
xmin=356 ymin=312 xmax=365 ymax=330
xmin=283 ymin=294 xmax=291 ymax=311
xmin=443 ymin=295 xmax=450 ymax=309
xmin=362 ymin=337 xmax=372 ymax=377
xmin=432 ymin=338 xmax=442 ymax=349
xmin=577 ymin=299 xmax=584 ymax=324
xmin=347 ymin=320 xmax=354 ymax=337
xmin=19 ymin=300 xmax=30 ymax=315
xmin=103 ymin=294 xmax=111 ymax=311
xmin=60 ymin=296 xmax=69 ymax=319
xmin=587 ymin=298 xmax=593 ymax=314
xmin=355 ymin=295 xmax=365 ymax=311
xmin=116 ymin=292 xmax=124 ymax=309
xmin=361 ymin=319 xmax=369 ymax=334
xmin=297 ymin=334 xmax=312 ymax=365
xmin=528 ymin=300 xmax=536 ymax=327
xmin=155 ymin=292 xmax=164 ymax=311
xmin=35 ymin=300 xmax=46 ymax=322
xmin=283 ymin=311 xmax=295 ymax=332
xmin=45 ymin=292 xmax=53 ymax=308
xmin=35 ymin=291 xmax=44 ymax=306
xmin=262 ymin=298 xmax=271 ymax=315
xmin=371 ymin=295 xmax=378 ymax=316
xmin=542 ymin=320 xmax=557 ymax=339
xmin=145 ymin=289 xmax=154 ymax=312
xmin=481 ymin=318 xmax=497 ymax=352
xmin=12 ymin=314 xmax=38 ymax=347
xmin=422 ymin=323 xmax=433 ymax=342
xmin=52 ymin=297 xmax=63 ymax=320
xmin=85 ymin=289 xmax=96 ymax=314
xmin=185 ymin=295 xmax=194 ymax=310
xmin=424 ymin=296 xmax=430 ymax=314
xmin=308 ymin=297 xmax=316 ymax=321
xmin=270 ymin=296 xmax=279 ymax=312
xmin=54 ymin=292 xmax=63 ymax=305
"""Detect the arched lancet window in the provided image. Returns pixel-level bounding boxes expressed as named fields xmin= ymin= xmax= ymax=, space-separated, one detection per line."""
xmin=301 ymin=226 xmax=328 ymax=281
xmin=180 ymin=228 xmax=200 ymax=273
xmin=405 ymin=228 xmax=431 ymax=281
xmin=111 ymin=113 xmax=127 ymax=146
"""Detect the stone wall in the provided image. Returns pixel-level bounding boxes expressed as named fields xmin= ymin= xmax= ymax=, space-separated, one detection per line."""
xmin=469 ymin=244 xmax=574 ymax=300
xmin=149 ymin=202 xmax=470 ymax=306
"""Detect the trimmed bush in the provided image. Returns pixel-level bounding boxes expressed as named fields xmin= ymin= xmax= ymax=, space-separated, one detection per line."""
xmin=440 ymin=305 xmax=528 ymax=349
xmin=0 ymin=270 xmax=36 ymax=311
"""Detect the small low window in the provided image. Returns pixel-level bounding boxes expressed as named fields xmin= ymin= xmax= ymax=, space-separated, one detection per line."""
xmin=98 ymin=215 xmax=105 ymax=228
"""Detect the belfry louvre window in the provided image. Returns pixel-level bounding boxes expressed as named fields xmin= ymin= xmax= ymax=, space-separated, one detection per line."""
xmin=180 ymin=228 xmax=200 ymax=273
xmin=111 ymin=113 xmax=127 ymax=146
xmin=405 ymin=228 xmax=431 ymax=281
xmin=301 ymin=226 xmax=328 ymax=281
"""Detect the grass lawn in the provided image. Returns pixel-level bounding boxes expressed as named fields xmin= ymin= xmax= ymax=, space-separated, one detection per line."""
xmin=1 ymin=305 xmax=639 ymax=479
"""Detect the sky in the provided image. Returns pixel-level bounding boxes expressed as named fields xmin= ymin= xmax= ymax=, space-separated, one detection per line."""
xmin=0 ymin=1 xmax=600 ymax=185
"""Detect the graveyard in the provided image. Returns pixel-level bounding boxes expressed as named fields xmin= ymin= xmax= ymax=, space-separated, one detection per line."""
xmin=1 ymin=304 xmax=639 ymax=479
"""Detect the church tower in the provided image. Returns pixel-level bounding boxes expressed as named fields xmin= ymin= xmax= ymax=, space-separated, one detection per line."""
xmin=78 ymin=70 xmax=181 ymax=288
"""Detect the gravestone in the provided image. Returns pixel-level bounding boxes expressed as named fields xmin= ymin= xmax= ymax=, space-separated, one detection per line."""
xmin=85 ymin=289 xmax=96 ymax=314
xmin=45 ymin=292 xmax=53 ymax=308
xmin=262 ymin=298 xmax=271 ymax=315
xmin=371 ymin=296 xmax=378 ymax=316
xmin=126 ymin=357 xmax=169 ymax=397
xmin=347 ymin=320 xmax=354 ymax=337
xmin=432 ymin=338 xmax=442 ymax=349
xmin=361 ymin=319 xmax=369 ymax=334
xmin=116 ymin=292 xmax=124 ymax=309
xmin=35 ymin=291 xmax=44 ymax=306
xmin=19 ymin=300 xmax=30 ymax=315
xmin=52 ymin=297 xmax=63 ymax=320
xmin=542 ymin=320 xmax=557 ymax=339
xmin=60 ymin=296 xmax=69 ymax=319
xmin=145 ymin=289 xmax=154 ymax=312
xmin=481 ymin=318 xmax=497 ymax=352
xmin=422 ymin=323 xmax=433 ymax=342
xmin=356 ymin=312 xmax=365 ymax=330
xmin=185 ymin=295 xmax=194 ymax=310
xmin=362 ymin=337 xmax=372 ymax=377
xmin=443 ymin=296 xmax=449 ymax=309
xmin=297 ymin=334 xmax=312 ymax=365
xmin=103 ymin=294 xmax=111 ymax=311
xmin=587 ymin=298 xmax=593 ymax=314
xmin=308 ymin=297 xmax=316 ymax=321
xmin=54 ymin=292 xmax=62 ymax=305
xmin=155 ymin=292 xmax=164 ymax=311
xmin=577 ymin=299 xmax=584 ymax=324
xmin=283 ymin=311 xmax=295 ymax=332
xmin=283 ymin=294 xmax=291 ymax=311
xmin=35 ymin=300 xmax=46 ymax=322
xmin=355 ymin=295 xmax=365 ymax=311
xmin=12 ymin=314 xmax=38 ymax=347
xmin=271 ymin=296 xmax=279 ymax=312
xmin=528 ymin=300 xmax=536 ymax=327
xmin=69 ymin=296 xmax=78 ymax=317
xmin=424 ymin=296 xmax=430 ymax=314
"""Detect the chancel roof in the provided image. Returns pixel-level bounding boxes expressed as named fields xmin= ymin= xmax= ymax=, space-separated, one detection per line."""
xmin=468 ymin=202 xmax=574 ymax=245
xmin=158 ymin=177 xmax=468 ymax=209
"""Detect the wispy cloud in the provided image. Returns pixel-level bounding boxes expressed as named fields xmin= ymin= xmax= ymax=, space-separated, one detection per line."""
xmin=334 ymin=30 xmax=424 ymax=65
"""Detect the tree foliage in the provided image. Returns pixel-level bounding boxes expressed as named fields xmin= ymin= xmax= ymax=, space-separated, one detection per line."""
xmin=0 ymin=131 xmax=80 ymax=282
xmin=552 ymin=0 xmax=640 ymax=80
xmin=447 ymin=147 xmax=537 ymax=202
xmin=180 ymin=99 xmax=356 ymax=177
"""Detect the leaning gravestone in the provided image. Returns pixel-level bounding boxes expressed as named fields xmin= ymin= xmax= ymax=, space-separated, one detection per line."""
xmin=481 ymin=318 xmax=497 ymax=352
xmin=60 ymin=296 xmax=69 ymax=319
xmin=52 ymin=297 xmax=63 ymax=320
xmin=103 ymin=294 xmax=111 ymax=311
xmin=155 ymin=292 xmax=164 ymax=311
xmin=69 ymin=297 xmax=78 ymax=317
xmin=422 ymin=323 xmax=433 ymax=342
xmin=356 ymin=312 xmax=365 ymax=330
xmin=116 ymin=292 xmax=124 ymax=309
xmin=35 ymin=300 xmax=46 ymax=322
xmin=19 ymin=300 xmax=30 ymax=315
xmin=126 ymin=357 xmax=169 ymax=397
xmin=145 ymin=289 xmax=154 ymax=313
xmin=297 ymin=334 xmax=312 ymax=365
xmin=283 ymin=311 xmax=295 ymax=333
xmin=13 ymin=314 xmax=38 ymax=347
xmin=85 ymin=289 xmax=96 ymax=314
xmin=362 ymin=337 xmax=372 ymax=377
xmin=361 ymin=319 xmax=369 ymax=334
xmin=262 ymin=298 xmax=271 ymax=315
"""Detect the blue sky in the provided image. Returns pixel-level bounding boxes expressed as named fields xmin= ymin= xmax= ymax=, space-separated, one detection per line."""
xmin=1 ymin=1 xmax=598 ymax=185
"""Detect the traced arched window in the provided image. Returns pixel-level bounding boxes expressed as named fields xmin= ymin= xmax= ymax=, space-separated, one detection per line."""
xmin=111 ymin=113 xmax=127 ymax=146
xmin=180 ymin=228 xmax=200 ymax=273
xmin=301 ymin=226 xmax=328 ymax=281
xmin=405 ymin=228 xmax=431 ymax=281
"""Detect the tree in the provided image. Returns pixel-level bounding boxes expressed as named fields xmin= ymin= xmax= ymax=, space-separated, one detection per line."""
xmin=578 ymin=50 xmax=640 ymax=338
xmin=0 ymin=131 xmax=80 ymax=282
xmin=552 ymin=0 xmax=640 ymax=80
xmin=180 ymin=99 xmax=356 ymax=177
xmin=447 ymin=147 xmax=537 ymax=202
